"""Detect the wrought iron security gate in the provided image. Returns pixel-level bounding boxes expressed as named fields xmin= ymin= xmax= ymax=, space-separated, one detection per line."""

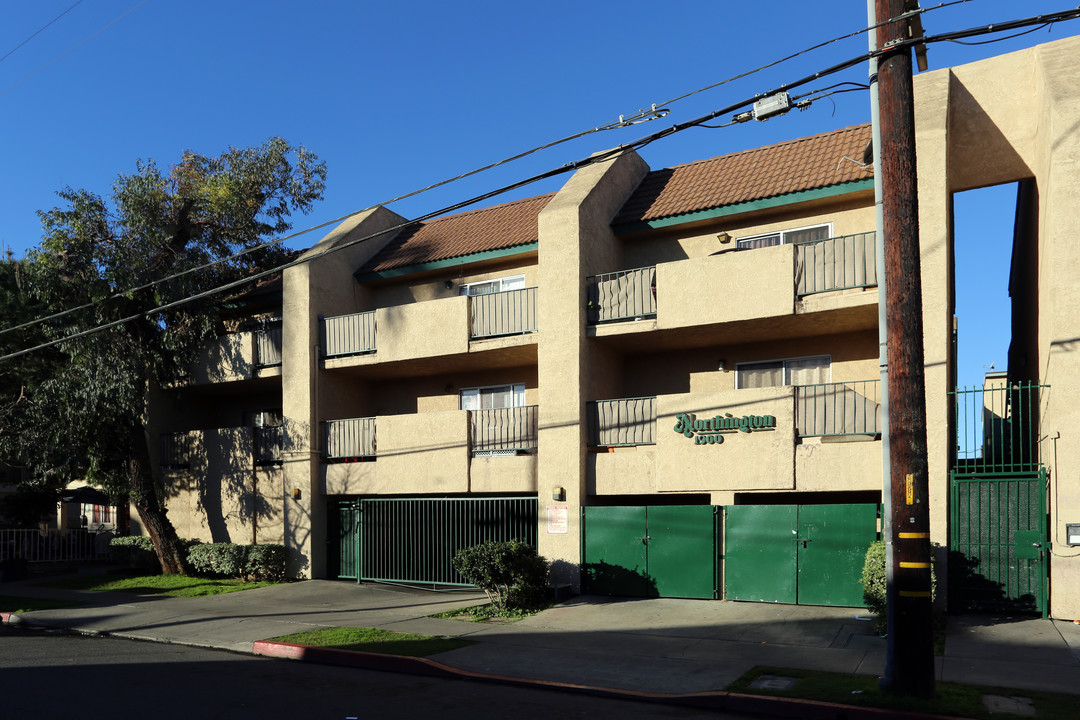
xmin=948 ymin=382 xmax=1049 ymax=616
xmin=330 ymin=497 xmax=538 ymax=585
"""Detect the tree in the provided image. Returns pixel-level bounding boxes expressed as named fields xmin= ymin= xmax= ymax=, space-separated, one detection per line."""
xmin=0 ymin=139 xmax=325 ymax=573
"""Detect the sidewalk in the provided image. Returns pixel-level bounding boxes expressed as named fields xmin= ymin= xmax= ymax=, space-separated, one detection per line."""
xmin=5 ymin=567 xmax=1080 ymax=716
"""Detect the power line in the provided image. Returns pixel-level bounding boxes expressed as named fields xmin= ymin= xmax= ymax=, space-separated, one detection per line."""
xmin=0 ymin=0 xmax=147 ymax=99
xmin=3 ymin=7 xmax=1079 ymax=363
xmin=0 ymin=1 xmax=85 ymax=65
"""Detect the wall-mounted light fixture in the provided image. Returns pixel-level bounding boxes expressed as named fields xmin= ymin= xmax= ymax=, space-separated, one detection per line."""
xmin=444 ymin=280 xmax=454 ymax=289
xmin=717 ymin=232 xmax=732 ymax=244
xmin=717 ymin=359 xmax=726 ymax=371
xmin=291 ymin=488 xmax=301 ymax=500
xmin=552 ymin=486 xmax=565 ymax=502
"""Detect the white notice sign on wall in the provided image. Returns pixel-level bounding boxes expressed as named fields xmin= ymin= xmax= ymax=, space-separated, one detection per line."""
xmin=546 ymin=505 xmax=569 ymax=534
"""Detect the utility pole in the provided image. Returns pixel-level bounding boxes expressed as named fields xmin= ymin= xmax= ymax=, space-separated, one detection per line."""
xmin=875 ymin=0 xmax=935 ymax=698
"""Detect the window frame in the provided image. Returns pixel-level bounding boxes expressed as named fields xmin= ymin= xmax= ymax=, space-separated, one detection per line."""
xmin=459 ymin=383 xmax=527 ymax=410
xmin=458 ymin=274 xmax=526 ymax=296
xmin=735 ymin=355 xmax=832 ymax=389
xmin=735 ymin=222 xmax=833 ymax=250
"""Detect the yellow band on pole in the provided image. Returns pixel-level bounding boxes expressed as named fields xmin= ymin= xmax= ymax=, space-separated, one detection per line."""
xmin=899 ymin=561 xmax=931 ymax=569
xmin=898 ymin=532 xmax=930 ymax=539
xmin=899 ymin=590 xmax=932 ymax=598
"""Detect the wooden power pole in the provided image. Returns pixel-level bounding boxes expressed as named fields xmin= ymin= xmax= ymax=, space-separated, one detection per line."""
xmin=875 ymin=0 xmax=935 ymax=698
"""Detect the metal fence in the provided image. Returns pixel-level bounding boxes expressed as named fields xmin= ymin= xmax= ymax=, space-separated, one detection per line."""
xmin=587 ymin=397 xmax=657 ymax=446
xmin=324 ymin=417 xmax=377 ymax=460
xmin=470 ymin=287 xmax=537 ymax=339
xmin=795 ymin=232 xmax=877 ymax=296
xmin=951 ymin=382 xmax=1045 ymax=474
xmin=586 ymin=267 xmax=656 ymax=324
xmin=322 ymin=311 xmax=376 ymax=358
xmin=159 ymin=432 xmax=195 ymax=469
xmin=0 ymin=528 xmax=110 ymax=562
xmin=254 ymin=322 xmax=283 ymax=367
xmin=470 ymin=405 xmax=538 ymax=453
xmin=254 ymin=425 xmax=284 ymax=465
xmin=795 ymin=380 xmax=881 ymax=437
xmin=357 ymin=496 xmax=538 ymax=585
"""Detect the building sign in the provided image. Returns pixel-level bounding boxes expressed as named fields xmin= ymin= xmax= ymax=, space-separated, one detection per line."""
xmin=673 ymin=411 xmax=776 ymax=445
xmin=546 ymin=505 xmax=569 ymax=534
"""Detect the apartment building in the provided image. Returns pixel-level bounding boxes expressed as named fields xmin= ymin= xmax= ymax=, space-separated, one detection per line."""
xmin=147 ymin=35 xmax=1080 ymax=619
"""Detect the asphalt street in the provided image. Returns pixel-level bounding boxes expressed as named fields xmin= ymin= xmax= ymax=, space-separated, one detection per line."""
xmin=0 ymin=624 xmax=758 ymax=720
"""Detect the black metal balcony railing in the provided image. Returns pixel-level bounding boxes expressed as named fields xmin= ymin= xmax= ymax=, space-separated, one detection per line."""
xmin=324 ymin=417 xmax=376 ymax=460
xmin=470 ymin=406 xmax=538 ymax=454
xmin=587 ymin=397 xmax=657 ymax=447
xmin=795 ymin=232 xmax=877 ymax=296
xmin=795 ymin=380 xmax=881 ymax=437
xmin=254 ymin=425 xmax=284 ymax=465
xmin=254 ymin=322 xmax=283 ymax=368
xmin=470 ymin=287 xmax=537 ymax=339
xmin=951 ymin=381 xmax=1045 ymax=474
xmin=586 ymin=267 xmax=656 ymax=324
xmin=322 ymin=311 xmax=376 ymax=358
xmin=159 ymin=432 xmax=195 ymax=469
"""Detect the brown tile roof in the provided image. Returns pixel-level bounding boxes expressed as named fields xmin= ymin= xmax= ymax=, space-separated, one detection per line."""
xmin=361 ymin=193 xmax=553 ymax=274
xmin=613 ymin=124 xmax=873 ymax=227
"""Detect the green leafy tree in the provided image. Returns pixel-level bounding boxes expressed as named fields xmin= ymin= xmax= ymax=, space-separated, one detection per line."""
xmin=0 ymin=139 xmax=325 ymax=572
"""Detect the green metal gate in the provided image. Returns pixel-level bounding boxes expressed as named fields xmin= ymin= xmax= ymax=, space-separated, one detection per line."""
xmin=330 ymin=497 xmax=538 ymax=585
xmin=949 ymin=472 xmax=1047 ymax=615
xmin=581 ymin=505 xmax=719 ymax=599
xmin=948 ymin=383 xmax=1049 ymax=616
xmin=724 ymin=503 xmax=878 ymax=606
xmin=329 ymin=500 xmax=360 ymax=580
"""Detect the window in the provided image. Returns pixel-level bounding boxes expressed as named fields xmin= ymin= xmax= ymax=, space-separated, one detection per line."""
xmin=736 ymin=356 xmax=831 ymax=389
xmin=460 ymin=383 xmax=526 ymax=410
xmin=736 ymin=223 xmax=831 ymax=250
xmin=247 ymin=409 xmax=283 ymax=428
xmin=458 ymin=274 xmax=525 ymax=296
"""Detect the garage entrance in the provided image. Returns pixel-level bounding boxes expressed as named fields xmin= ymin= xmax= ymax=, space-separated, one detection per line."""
xmin=724 ymin=503 xmax=878 ymax=607
xmin=581 ymin=505 xmax=720 ymax=599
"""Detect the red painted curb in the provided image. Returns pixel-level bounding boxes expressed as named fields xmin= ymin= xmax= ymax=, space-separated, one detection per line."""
xmin=251 ymin=640 xmax=957 ymax=720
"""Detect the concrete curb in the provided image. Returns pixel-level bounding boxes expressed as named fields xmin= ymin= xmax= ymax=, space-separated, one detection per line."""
xmin=252 ymin=639 xmax=960 ymax=720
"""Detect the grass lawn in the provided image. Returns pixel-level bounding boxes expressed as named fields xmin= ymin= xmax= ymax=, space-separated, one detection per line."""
xmin=41 ymin=574 xmax=279 ymax=598
xmin=0 ymin=595 xmax=87 ymax=613
xmin=731 ymin=666 xmax=1075 ymax=719
xmin=266 ymin=626 xmax=474 ymax=657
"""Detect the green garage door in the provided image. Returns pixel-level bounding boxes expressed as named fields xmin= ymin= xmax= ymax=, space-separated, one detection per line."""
xmin=725 ymin=503 xmax=877 ymax=607
xmin=582 ymin=505 xmax=719 ymax=599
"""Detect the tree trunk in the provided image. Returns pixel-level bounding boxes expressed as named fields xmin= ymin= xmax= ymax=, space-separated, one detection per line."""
xmin=129 ymin=423 xmax=188 ymax=574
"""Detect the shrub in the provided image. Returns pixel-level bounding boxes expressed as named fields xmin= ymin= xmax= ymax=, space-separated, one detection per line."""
xmin=861 ymin=539 xmax=938 ymax=635
xmin=245 ymin=544 xmax=287 ymax=581
xmin=452 ymin=539 xmax=550 ymax=612
xmin=187 ymin=542 xmax=246 ymax=577
xmin=110 ymin=535 xmax=160 ymax=572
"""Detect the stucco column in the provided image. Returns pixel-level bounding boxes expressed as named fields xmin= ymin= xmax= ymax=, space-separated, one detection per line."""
xmin=281 ymin=206 xmax=406 ymax=578
xmin=536 ymin=150 xmax=648 ymax=590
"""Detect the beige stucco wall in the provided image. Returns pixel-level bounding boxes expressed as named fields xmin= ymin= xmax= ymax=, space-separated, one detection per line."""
xmin=655 ymin=387 xmax=795 ymax=492
xmin=375 ymin=296 xmax=469 ymax=362
xmin=282 ymin=206 xmax=408 ymax=578
xmin=621 ymin=200 xmax=875 ymax=268
xmin=795 ymin=439 xmax=882 ymax=493
xmin=193 ymin=332 xmax=254 ymax=384
xmin=536 ymin=149 xmax=649 ymax=589
xmin=369 ymin=258 xmax=539 ymax=309
xmin=655 ymin=244 xmax=795 ymax=329
xmin=161 ymin=427 xmax=284 ymax=546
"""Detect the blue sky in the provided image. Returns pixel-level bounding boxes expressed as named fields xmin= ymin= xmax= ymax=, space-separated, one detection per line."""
xmin=2 ymin=1 xmax=1075 ymax=386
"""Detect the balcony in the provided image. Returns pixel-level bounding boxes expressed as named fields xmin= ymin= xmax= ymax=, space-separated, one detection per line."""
xmin=795 ymin=232 xmax=877 ymax=296
xmin=587 ymin=384 xmax=881 ymax=495
xmin=321 ymin=407 xmax=538 ymax=496
xmin=586 ymin=232 xmax=877 ymax=339
xmin=321 ymin=288 xmax=537 ymax=364
xmin=160 ymin=431 xmax=196 ymax=470
xmin=254 ymin=425 xmax=284 ymax=465
xmin=795 ymin=380 xmax=881 ymax=437
xmin=254 ymin=321 xmax=283 ymax=368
